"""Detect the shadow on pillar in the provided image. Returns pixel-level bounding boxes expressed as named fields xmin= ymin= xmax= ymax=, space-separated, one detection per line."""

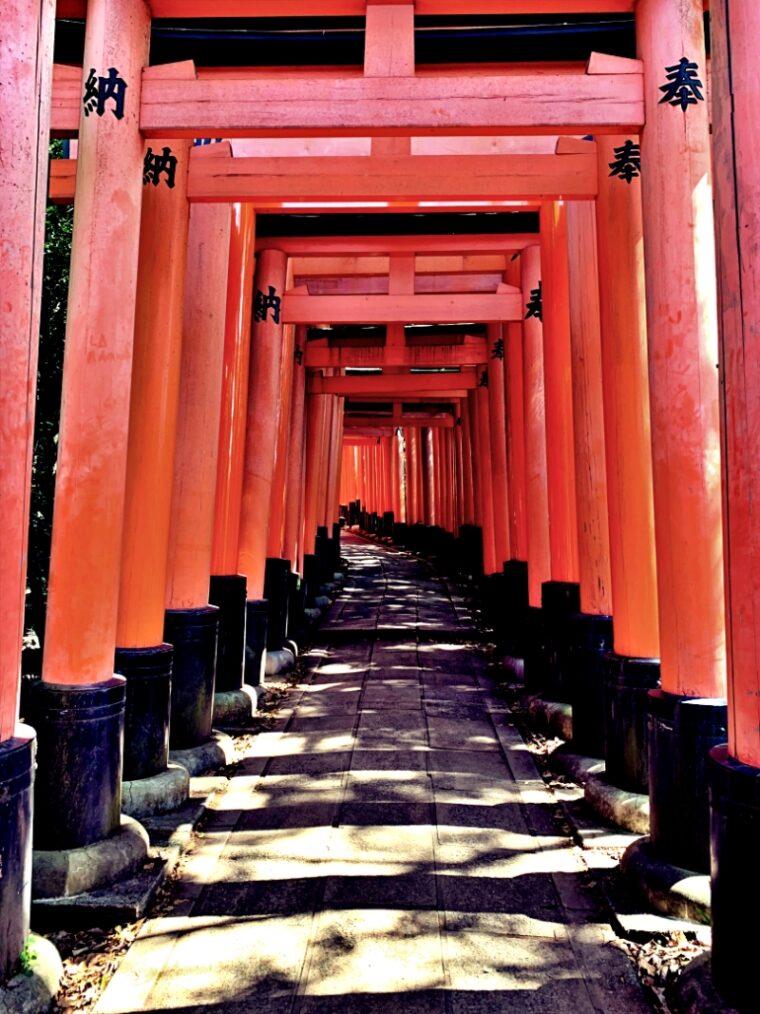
xmin=648 ymin=690 xmax=727 ymax=873
xmin=0 ymin=727 xmax=35 ymax=977
xmin=114 ymin=644 xmax=172 ymax=780
xmin=164 ymin=606 xmax=218 ymax=749
xmin=566 ymin=613 xmax=614 ymax=759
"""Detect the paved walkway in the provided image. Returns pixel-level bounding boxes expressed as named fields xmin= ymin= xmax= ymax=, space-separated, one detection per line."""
xmin=98 ymin=534 xmax=652 ymax=1014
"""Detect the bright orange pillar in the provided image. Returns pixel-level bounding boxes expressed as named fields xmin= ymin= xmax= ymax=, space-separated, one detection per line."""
xmin=504 ymin=263 xmax=528 ymax=563
xmin=283 ymin=335 xmax=307 ymax=573
xmin=460 ymin=400 xmax=476 ymax=526
xmin=0 ymin=0 xmax=54 ymax=741
xmin=540 ymin=201 xmax=580 ymax=586
xmin=303 ymin=392 xmax=329 ymax=554
xmin=475 ymin=380 xmax=498 ymax=575
xmin=707 ymin=2 xmax=760 ymax=1004
xmin=566 ymin=202 xmax=612 ymax=619
xmin=406 ymin=428 xmax=420 ymax=523
xmin=595 ymin=137 xmax=659 ymax=661
xmin=317 ymin=396 xmax=335 ymax=527
xmin=487 ymin=324 xmax=511 ymax=567
xmin=638 ymin=0 xmax=725 ymax=700
xmin=454 ymin=419 xmax=466 ymax=530
xmin=238 ymin=249 xmax=288 ymax=600
xmin=43 ymin=0 xmax=150 ymax=687
xmin=211 ymin=204 xmax=256 ymax=578
xmin=522 ymin=246 xmax=551 ymax=609
xmin=266 ymin=320 xmax=297 ymax=559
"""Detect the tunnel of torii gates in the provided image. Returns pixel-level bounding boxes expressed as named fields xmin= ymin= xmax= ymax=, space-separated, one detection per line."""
xmin=1 ymin=0 xmax=758 ymax=1006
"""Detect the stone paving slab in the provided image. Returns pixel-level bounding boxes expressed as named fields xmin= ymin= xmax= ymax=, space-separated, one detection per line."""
xmin=97 ymin=535 xmax=653 ymax=1014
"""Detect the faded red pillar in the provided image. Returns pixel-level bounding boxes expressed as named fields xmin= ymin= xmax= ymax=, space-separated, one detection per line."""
xmin=564 ymin=200 xmax=614 ymax=747
xmin=460 ymin=399 xmax=476 ymax=526
xmin=441 ymin=428 xmax=455 ymax=533
xmin=487 ymin=324 xmax=511 ymax=568
xmin=504 ymin=263 xmax=528 ymax=562
xmin=36 ymin=0 xmax=150 ymax=853
xmin=595 ymin=135 xmax=660 ymax=775
xmin=638 ymin=0 xmax=727 ymax=872
xmin=706 ymin=2 xmax=760 ymax=1003
xmin=475 ymin=379 xmax=497 ymax=576
xmin=406 ymin=428 xmax=421 ymax=523
xmin=303 ymin=392 xmax=325 ymax=550
xmin=0 ymin=0 xmax=55 ymax=975
xmin=239 ymin=249 xmax=288 ymax=679
xmin=454 ymin=418 xmax=466 ymax=531
xmin=116 ymin=138 xmax=192 ymax=780
xmin=164 ymin=204 xmax=231 ymax=747
xmin=423 ymin=428 xmax=435 ymax=526
xmin=521 ymin=246 xmax=552 ymax=680
xmin=208 ymin=203 xmax=256 ymax=706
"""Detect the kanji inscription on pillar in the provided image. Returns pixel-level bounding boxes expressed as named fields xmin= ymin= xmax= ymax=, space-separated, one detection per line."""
xmin=143 ymin=146 xmax=178 ymax=189
xmin=608 ymin=140 xmax=641 ymax=183
xmin=478 ymin=369 xmax=489 ymax=388
xmin=82 ymin=67 xmax=127 ymax=119
xmin=525 ymin=281 xmax=542 ymax=322
xmin=294 ymin=344 xmax=304 ymax=366
xmin=254 ymin=285 xmax=281 ymax=324
xmin=659 ymin=58 xmax=705 ymax=110
xmin=491 ymin=338 xmax=505 ymax=360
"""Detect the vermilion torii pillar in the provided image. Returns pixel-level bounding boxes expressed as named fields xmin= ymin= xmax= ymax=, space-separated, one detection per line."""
xmin=637 ymin=0 xmax=728 ymax=873
xmin=706 ymin=1 xmax=760 ymax=1005
xmin=164 ymin=204 xmax=230 ymax=749
xmin=0 ymin=0 xmax=54 ymax=977
xmin=116 ymin=138 xmax=191 ymax=785
xmin=474 ymin=382 xmax=498 ymax=576
xmin=209 ymin=203 xmax=257 ymax=717
xmin=239 ymin=249 xmax=288 ymax=683
xmin=595 ymin=135 xmax=661 ymax=785
xmin=539 ymin=203 xmax=581 ymax=698
xmin=521 ymin=246 xmax=552 ymax=685
xmin=565 ymin=201 xmax=614 ymax=754
xmin=33 ymin=0 xmax=150 ymax=856
xmin=283 ymin=330 xmax=307 ymax=575
xmin=487 ymin=324 xmax=511 ymax=570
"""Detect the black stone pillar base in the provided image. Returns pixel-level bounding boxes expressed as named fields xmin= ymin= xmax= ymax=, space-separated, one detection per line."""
xmin=502 ymin=560 xmax=529 ymax=658
xmin=264 ymin=558 xmax=291 ymax=651
xmin=331 ymin=522 xmax=342 ymax=572
xmin=303 ymin=553 xmax=320 ymax=608
xmin=0 ymin=726 xmax=35 ymax=978
xmin=457 ymin=524 xmax=484 ymax=579
xmin=382 ymin=511 xmax=394 ymax=539
xmin=208 ymin=574 xmax=247 ymax=693
xmin=164 ymin=606 xmax=218 ymax=750
xmin=709 ymin=744 xmax=760 ymax=1012
xmin=648 ymin=690 xmax=727 ymax=873
xmin=287 ymin=570 xmax=305 ymax=644
xmin=602 ymin=653 xmax=660 ymax=794
xmin=480 ymin=572 xmax=506 ymax=632
xmin=30 ymin=678 xmax=125 ymax=850
xmin=392 ymin=521 xmax=408 ymax=546
xmin=244 ymin=599 xmax=269 ymax=686
xmin=114 ymin=643 xmax=172 ymax=781
xmin=566 ymin=612 xmax=614 ymax=759
xmin=315 ymin=527 xmax=332 ymax=584
xmin=540 ymin=580 xmax=581 ymax=703
xmin=522 ymin=606 xmax=546 ymax=692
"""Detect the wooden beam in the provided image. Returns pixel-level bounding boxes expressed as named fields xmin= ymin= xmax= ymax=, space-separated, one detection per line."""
xmin=345 ymin=415 xmax=455 ymax=429
xmin=283 ymin=291 xmax=522 ymax=324
xmin=305 ymin=336 xmax=487 ymax=368
xmin=310 ymin=371 xmax=477 ymax=395
xmin=304 ymin=273 xmax=503 ymax=294
xmin=139 ymin=1 xmax=638 ymax=15
xmin=293 ymin=255 xmax=510 ymax=277
xmin=262 ymin=235 xmax=536 ymax=256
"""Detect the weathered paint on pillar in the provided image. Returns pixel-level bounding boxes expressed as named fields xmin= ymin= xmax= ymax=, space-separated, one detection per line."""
xmin=505 ymin=262 xmax=529 ymax=562
xmin=475 ymin=381 xmax=498 ymax=575
xmin=637 ymin=0 xmax=726 ymax=698
xmin=165 ymin=205 xmax=231 ymax=609
xmin=595 ymin=136 xmax=659 ymax=659
xmin=210 ymin=204 xmax=256 ymax=576
xmin=0 ymin=0 xmax=55 ymax=735
xmin=283 ymin=334 xmax=307 ymax=572
xmin=711 ymin=0 xmax=760 ymax=766
xmin=43 ymin=0 xmax=150 ymax=684
xmin=487 ymin=323 xmax=511 ymax=567
xmin=117 ymin=140 xmax=192 ymax=647
xmin=238 ymin=249 xmax=288 ymax=599
xmin=566 ymin=202 xmax=613 ymax=618
xmin=540 ymin=201 xmax=580 ymax=585
xmin=522 ymin=246 xmax=552 ymax=608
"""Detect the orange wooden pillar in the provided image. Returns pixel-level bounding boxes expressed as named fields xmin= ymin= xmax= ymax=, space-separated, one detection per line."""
xmin=521 ymin=246 xmax=552 ymax=681
xmin=283 ymin=332 xmax=307 ymax=575
xmin=564 ymin=200 xmax=614 ymax=751
xmin=0 ymin=0 xmax=54 ymax=975
xmin=238 ymin=248 xmax=288 ymax=679
xmin=475 ymin=379 xmax=498 ymax=576
xmin=303 ymin=390 xmax=329 ymax=608
xmin=706 ymin=2 xmax=760 ymax=1002
xmin=539 ymin=202 xmax=581 ymax=695
xmin=460 ymin=399 xmax=476 ymax=527
xmin=208 ymin=203 xmax=256 ymax=703
xmin=637 ymin=0 xmax=727 ymax=872
xmin=454 ymin=418 xmax=466 ymax=531
xmin=34 ymin=0 xmax=150 ymax=852
xmin=487 ymin=325 xmax=511 ymax=569
xmin=115 ymin=139 xmax=192 ymax=780
xmin=164 ymin=204 xmax=230 ymax=748
xmin=406 ymin=428 xmax=421 ymax=524
xmin=595 ymin=135 xmax=660 ymax=780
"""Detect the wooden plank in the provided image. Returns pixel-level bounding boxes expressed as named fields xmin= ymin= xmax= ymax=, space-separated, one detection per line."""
xmin=283 ymin=291 xmax=522 ymax=324
xmin=304 ymin=273 xmax=503 ymax=294
xmin=345 ymin=415 xmax=455 ymax=429
xmin=144 ymin=1 xmax=635 ymax=13
xmin=262 ymin=235 xmax=536 ymax=256
xmin=305 ymin=336 xmax=488 ymax=368
xmin=309 ymin=372 xmax=477 ymax=395
xmin=292 ymin=254 xmax=509 ymax=276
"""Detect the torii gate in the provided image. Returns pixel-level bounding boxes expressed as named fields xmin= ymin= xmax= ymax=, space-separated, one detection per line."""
xmin=2 ymin=4 xmax=758 ymax=1010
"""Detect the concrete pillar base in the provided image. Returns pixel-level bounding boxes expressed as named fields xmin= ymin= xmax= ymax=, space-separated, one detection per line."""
xmin=584 ymin=774 xmax=650 ymax=835
xmin=213 ymin=685 xmax=260 ymax=726
xmin=620 ymin=836 xmax=710 ymax=925
xmin=122 ymin=762 xmax=190 ymax=821
xmin=164 ymin=606 xmax=219 ymax=750
xmin=208 ymin=574 xmax=247 ymax=693
xmin=602 ymin=652 xmax=660 ymax=795
xmin=0 ymin=934 xmax=63 ymax=1014
xmin=115 ymin=644 xmax=172 ymax=781
xmin=244 ymin=599 xmax=268 ymax=687
xmin=648 ymin=691 xmax=727 ymax=873
xmin=667 ymin=953 xmax=741 ymax=1014
xmin=169 ymin=730 xmax=235 ymax=777
xmin=32 ymin=815 xmax=149 ymax=900
xmin=566 ymin=612 xmax=614 ymax=759
xmin=265 ymin=648 xmax=296 ymax=676
xmin=0 ymin=728 xmax=35 ymax=978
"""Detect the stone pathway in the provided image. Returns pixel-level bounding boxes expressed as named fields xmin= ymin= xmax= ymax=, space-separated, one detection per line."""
xmin=97 ymin=534 xmax=653 ymax=1014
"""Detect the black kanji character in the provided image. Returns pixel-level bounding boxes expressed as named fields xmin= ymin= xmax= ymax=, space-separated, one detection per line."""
xmin=525 ymin=281 xmax=542 ymax=322
xmin=659 ymin=58 xmax=705 ymax=111
xmin=82 ymin=67 xmax=127 ymax=120
xmin=254 ymin=285 xmax=282 ymax=324
xmin=478 ymin=369 xmax=489 ymax=388
xmin=491 ymin=338 xmax=505 ymax=360
xmin=608 ymin=139 xmax=641 ymax=184
xmin=294 ymin=344 xmax=304 ymax=365
xmin=143 ymin=146 xmax=178 ymax=189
